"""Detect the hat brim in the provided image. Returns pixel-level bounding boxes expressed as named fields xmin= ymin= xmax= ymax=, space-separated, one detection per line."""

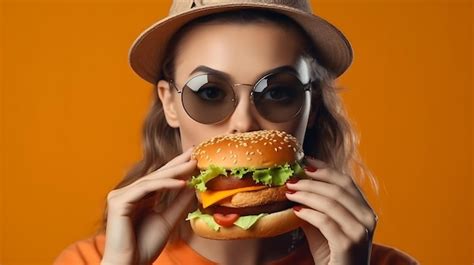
xmin=129 ymin=2 xmax=353 ymax=84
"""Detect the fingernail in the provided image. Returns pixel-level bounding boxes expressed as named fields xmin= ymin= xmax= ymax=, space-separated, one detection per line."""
xmin=287 ymin=178 xmax=299 ymax=184
xmin=293 ymin=205 xmax=303 ymax=212
xmin=304 ymin=165 xmax=318 ymax=172
xmin=286 ymin=189 xmax=297 ymax=194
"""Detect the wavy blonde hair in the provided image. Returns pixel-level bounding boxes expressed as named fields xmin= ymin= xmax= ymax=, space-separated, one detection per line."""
xmin=101 ymin=9 xmax=379 ymax=233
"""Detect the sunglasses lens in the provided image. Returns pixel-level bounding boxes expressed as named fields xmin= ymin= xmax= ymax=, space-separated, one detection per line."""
xmin=252 ymin=72 xmax=308 ymax=123
xmin=182 ymin=74 xmax=235 ymax=124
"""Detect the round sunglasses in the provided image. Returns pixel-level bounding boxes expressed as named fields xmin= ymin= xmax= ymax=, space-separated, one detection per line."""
xmin=168 ymin=70 xmax=313 ymax=124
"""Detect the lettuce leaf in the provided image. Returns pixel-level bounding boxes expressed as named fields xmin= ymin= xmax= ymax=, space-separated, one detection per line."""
xmin=292 ymin=161 xmax=304 ymax=177
xmin=186 ymin=209 xmax=267 ymax=231
xmin=233 ymin=213 xmax=266 ymax=229
xmin=189 ymin=164 xmax=227 ymax=192
xmin=230 ymin=167 xmax=251 ymax=178
xmin=253 ymin=164 xmax=293 ymax=186
xmin=186 ymin=209 xmax=221 ymax=231
xmin=188 ymin=162 xmax=304 ymax=191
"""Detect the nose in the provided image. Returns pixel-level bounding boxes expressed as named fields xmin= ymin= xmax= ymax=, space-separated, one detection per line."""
xmin=227 ymin=88 xmax=260 ymax=133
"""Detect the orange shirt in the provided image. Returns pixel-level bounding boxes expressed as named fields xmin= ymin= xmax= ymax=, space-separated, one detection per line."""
xmin=54 ymin=233 xmax=419 ymax=265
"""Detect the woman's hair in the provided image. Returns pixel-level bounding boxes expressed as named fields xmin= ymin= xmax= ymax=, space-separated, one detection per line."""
xmin=100 ymin=9 xmax=379 ymax=234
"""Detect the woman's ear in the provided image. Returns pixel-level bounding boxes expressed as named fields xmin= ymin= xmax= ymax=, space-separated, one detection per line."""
xmin=157 ymin=80 xmax=180 ymax=128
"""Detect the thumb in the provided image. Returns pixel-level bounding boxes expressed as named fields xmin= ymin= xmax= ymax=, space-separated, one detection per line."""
xmin=161 ymin=188 xmax=195 ymax=227
xmin=135 ymin=189 xmax=195 ymax=263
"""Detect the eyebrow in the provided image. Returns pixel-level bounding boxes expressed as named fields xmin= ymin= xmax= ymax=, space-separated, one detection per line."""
xmin=189 ymin=65 xmax=299 ymax=83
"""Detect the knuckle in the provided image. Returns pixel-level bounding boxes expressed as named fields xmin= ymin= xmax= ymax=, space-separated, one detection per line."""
xmin=341 ymin=175 xmax=354 ymax=189
xmin=365 ymin=210 xmax=378 ymax=228
xmin=106 ymin=189 xmax=119 ymax=202
xmin=331 ymin=185 xmax=345 ymax=197
xmin=322 ymin=197 xmax=338 ymax=210
xmin=106 ymin=191 xmax=122 ymax=211
xmin=318 ymin=215 xmax=333 ymax=227
xmin=355 ymin=226 xmax=368 ymax=242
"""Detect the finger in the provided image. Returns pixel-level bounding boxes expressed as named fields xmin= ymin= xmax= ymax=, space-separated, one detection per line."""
xmin=287 ymin=179 xmax=377 ymax=230
xmin=293 ymin=207 xmax=352 ymax=252
xmin=107 ymin=178 xmax=187 ymax=216
xmin=286 ymin=191 xmax=368 ymax=242
xmin=159 ymin=147 xmax=194 ymax=171
xmin=143 ymin=159 xmax=197 ymax=181
xmin=109 ymin=160 xmax=196 ymax=202
xmin=302 ymin=163 xmax=362 ymax=200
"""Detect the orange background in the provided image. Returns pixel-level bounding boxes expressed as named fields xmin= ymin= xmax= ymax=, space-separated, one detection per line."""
xmin=0 ymin=0 xmax=472 ymax=264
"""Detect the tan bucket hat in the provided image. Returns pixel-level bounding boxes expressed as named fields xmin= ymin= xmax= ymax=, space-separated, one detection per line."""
xmin=129 ymin=0 xmax=353 ymax=84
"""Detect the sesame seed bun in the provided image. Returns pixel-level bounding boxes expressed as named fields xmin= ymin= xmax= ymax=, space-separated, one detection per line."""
xmin=191 ymin=130 xmax=304 ymax=169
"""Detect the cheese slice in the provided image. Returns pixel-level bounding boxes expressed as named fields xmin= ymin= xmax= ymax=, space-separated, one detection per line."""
xmin=199 ymin=186 xmax=267 ymax=208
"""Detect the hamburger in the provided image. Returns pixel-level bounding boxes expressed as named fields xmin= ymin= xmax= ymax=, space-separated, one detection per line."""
xmin=186 ymin=130 xmax=305 ymax=239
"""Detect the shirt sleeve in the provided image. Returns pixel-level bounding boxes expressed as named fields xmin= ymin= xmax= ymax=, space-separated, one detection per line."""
xmin=371 ymin=243 xmax=420 ymax=265
xmin=53 ymin=234 xmax=105 ymax=265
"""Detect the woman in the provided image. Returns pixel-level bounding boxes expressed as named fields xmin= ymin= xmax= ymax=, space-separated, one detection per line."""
xmin=55 ymin=0 xmax=418 ymax=264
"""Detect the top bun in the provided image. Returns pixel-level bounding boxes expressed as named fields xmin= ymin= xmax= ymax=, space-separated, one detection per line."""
xmin=192 ymin=130 xmax=303 ymax=169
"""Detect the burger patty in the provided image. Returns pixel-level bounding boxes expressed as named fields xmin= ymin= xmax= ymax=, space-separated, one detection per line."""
xmin=220 ymin=185 xmax=288 ymax=208
xmin=200 ymin=200 xmax=294 ymax=216
xmin=206 ymin=173 xmax=261 ymax=190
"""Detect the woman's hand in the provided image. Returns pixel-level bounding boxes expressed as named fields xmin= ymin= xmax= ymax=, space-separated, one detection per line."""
xmin=101 ymin=148 xmax=197 ymax=265
xmin=285 ymin=157 xmax=378 ymax=265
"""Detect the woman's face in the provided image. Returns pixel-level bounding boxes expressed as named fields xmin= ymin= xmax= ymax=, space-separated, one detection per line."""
xmin=157 ymin=22 xmax=314 ymax=150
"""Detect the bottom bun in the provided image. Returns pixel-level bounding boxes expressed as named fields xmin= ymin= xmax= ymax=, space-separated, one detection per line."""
xmin=189 ymin=208 xmax=304 ymax=240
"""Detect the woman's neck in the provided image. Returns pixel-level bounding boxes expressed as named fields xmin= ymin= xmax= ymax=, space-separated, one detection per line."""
xmin=178 ymin=221 xmax=305 ymax=265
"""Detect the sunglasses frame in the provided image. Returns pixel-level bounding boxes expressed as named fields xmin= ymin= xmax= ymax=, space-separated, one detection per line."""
xmin=168 ymin=69 xmax=313 ymax=124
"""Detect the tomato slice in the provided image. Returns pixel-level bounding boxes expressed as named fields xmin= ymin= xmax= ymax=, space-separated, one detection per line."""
xmin=213 ymin=213 xmax=240 ymax=227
